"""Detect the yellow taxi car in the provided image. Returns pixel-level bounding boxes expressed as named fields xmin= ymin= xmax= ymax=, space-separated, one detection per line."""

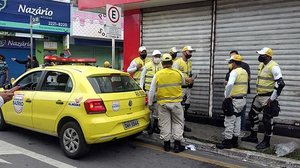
xmin=0 ymin=56 xmax=150 ymax=159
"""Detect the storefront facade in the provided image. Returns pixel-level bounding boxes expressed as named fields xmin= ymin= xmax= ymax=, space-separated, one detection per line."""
xmin=70 ymin=7 xmax=124 ymax=69
xmin=0 ymin=0 xmax=70 ymax=78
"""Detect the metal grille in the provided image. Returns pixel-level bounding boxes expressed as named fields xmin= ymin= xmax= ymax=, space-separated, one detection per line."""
xmin=213 ymin=0 xmax=300 ymax=124
xmin=142 ymin=1 xmax=212 ymax=116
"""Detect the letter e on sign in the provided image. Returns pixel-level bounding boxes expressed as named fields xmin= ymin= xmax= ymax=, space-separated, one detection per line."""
xmin=106 ymin=4 xmax=121 ymax=28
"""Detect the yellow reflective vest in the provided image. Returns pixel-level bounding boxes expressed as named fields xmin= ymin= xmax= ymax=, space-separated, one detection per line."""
xmin=256 ymin=60 xmax=278 ymax=94
xmin=144 ymin=61 xmax=162 ymax=91
xmin=155 ymin=68 xmax=183 ymax=104
xmin=230 ymin=67 xmax=248 ymax=97
xmin=132 ymin=57 xmax=148 ymax=83
xmin=174 ymin=57 xmax=192 ymax=79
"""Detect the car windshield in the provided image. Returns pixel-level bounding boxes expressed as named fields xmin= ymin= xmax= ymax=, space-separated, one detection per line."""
xmin=88 ymin=75 xmax=141 ymax=93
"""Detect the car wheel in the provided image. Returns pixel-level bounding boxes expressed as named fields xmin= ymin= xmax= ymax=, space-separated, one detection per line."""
xmin=0 ymin=109 xmax=8 ymax=131
xmin=59 ymin=122 xmax=90 ymax=159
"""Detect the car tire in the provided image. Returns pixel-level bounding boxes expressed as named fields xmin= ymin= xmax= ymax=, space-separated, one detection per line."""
xmin=0 ymin=109 xmax=8 ymax=131
xmin=59 ymin=122 xmax=90 ymax=159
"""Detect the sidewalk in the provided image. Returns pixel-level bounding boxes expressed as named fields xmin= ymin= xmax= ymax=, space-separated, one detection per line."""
xmin=183 ymin=121 xmax=300 ymax=168
xmin=138 ymin=121 xmax=300 ymax=168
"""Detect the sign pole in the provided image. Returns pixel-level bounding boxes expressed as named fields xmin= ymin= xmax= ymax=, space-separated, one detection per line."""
xmin=112 ymin=38 xmax=115 ymax=69
xmin=30 ymin=15 xmax=33 ymax=69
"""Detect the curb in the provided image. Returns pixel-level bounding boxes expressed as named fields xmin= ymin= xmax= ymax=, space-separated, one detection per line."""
xmin=138 ymin=132 xmax=300 ymax=168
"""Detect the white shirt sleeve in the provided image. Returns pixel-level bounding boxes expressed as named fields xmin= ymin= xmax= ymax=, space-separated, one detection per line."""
xmin=127 ymin=60 xmax=138 ymax=73
xmin=224 ymin=70 xmax=238 ymax=98
xmin=139 ymin=66 xmax=147 ymax=89
xmin=270 ymin=66 xmax=283 ymax=100
xmin=173 ymin=62 xmax=179 ymax=70
xmin=0 ymin=96 xmax=4 ymax=107
xmin=148 ymin=75 xmax=157 ymax=106
xmin=180 ymin=72 xmax=185 ymax=86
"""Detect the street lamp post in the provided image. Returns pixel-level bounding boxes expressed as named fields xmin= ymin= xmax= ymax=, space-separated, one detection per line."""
xmin=30 ymin=15 xmax=33 ymax=69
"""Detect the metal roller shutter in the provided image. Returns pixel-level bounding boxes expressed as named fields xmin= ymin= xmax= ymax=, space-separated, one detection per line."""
xmin=142 ymin=1 xmax=212 ymax=116
xmin=213 ymin=0 xmax=300 ymax=124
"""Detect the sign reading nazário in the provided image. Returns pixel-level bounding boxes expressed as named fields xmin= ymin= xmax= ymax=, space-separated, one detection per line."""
xmin=0 ymin=0 xmax=70 ymax=34
xmin=0 ymin=37 xmax=31 ymax=49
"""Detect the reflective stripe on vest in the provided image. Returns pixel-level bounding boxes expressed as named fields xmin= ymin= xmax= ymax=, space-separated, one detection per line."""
xmin=155 ymin=68 xmax=182 ymax=104
xmin=144 ymin=61 xmax=162 ymax=91
xmin=230 ymin=68 xmax=248 ymax=97
xmin=256 ymin=60 xmax=278 ymax=94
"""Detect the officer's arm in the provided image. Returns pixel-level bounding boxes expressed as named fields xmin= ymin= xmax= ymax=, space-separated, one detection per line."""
xmin=127 ymin=60 xmax=138 ymax=73
xmin=270 ymin=66 xmax=285 ymax=100
xmin=224 ymin=70 xmax=237 ymax=98
xmin=179 ymin=72 xmax=185 ymax=86
xmin=139 ymin=66 xmax=147 ymax=89
xmin=0 ymin=96 xmax=4 ymax=107
xmin=172 ymin=62 xmax=179 ymax=69
xmin=148 ymin=75 xmax=157 ymax=106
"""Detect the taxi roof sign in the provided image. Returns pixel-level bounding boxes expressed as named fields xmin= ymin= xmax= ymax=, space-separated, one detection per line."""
xmin=44 ymin=56 xmax=97 ymax=64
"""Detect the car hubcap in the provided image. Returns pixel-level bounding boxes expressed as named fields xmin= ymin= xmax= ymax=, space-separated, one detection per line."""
xmin=63 ymin=128 xmax=79 ymax=153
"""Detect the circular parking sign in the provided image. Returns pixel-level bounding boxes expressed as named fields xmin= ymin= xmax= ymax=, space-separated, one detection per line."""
xmin=108 ymin=6 xmax=120 ymax=23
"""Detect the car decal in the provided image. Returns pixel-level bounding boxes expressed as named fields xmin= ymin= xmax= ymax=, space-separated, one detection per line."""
xmin=68 ymin=97 xmax=83 ymax=108
xmin=12 ymin=94 xmax=24 ymax=114
xmin=112 ymin=101 xmax=120 ymax=112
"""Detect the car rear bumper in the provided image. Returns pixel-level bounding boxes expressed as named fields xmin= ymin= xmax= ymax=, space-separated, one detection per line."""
xmin=81 ymin=110 xmax=150 ymax=144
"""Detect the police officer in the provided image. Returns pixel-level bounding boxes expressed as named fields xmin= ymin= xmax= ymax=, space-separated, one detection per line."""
xmin=103 ymin=61 xmax=111 ymax=68
xmin=140 ymin=50 xmax=163 ymax=134
xmin=225 ymin=50 xmax=251 ymax=136
xmin=216 ymin=54 xmax=248 ymax=149
xmin=169 ymin=47 xmax=178 ymax=60
xmin=173 ymin=46 xmax=195 ymax=132
xmin=148 ymin=53 xmax=185 ymax=153
xmin=242 ymin=47 xmax=285 ymax=150
xmin=127 ymin=46 xmax=148 ymax=83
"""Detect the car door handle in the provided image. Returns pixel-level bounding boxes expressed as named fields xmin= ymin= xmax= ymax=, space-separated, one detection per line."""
xmin=56 ymin=100 xmax=64 ymax=105
xmin=25 ymin=98 xmax=32 ymax=103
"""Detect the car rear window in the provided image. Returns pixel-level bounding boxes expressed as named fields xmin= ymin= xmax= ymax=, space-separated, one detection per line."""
xmin=88 ymin=75 xmax=141 ymax=93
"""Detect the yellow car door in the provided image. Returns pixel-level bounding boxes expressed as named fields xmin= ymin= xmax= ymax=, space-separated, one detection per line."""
xmin=3 ymin=71 xmax=43 ymax=128
xmin=32 ymin=71 xmax=72 ymax=133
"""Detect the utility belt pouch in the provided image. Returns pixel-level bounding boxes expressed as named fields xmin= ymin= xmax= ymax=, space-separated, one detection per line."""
xmin=263 ymin=100 xmax=281 ymax=117
xmin=222 ymin=98 xmax=234 ymax=116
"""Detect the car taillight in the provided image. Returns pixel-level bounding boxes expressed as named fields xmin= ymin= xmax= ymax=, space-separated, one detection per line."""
xmin=84 ymin=99 xmax=106 ymax=114
xmin=145 ymin=96 xmax=148 ymax=106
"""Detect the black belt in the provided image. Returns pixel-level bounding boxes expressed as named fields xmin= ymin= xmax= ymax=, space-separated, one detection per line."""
xmin=258 ymin=92 xmax=273 ymax=96
xmin=182 ymin=85 xmax=188 ymax=88
xmin=232 ymin=96 xmax=245 ymax=99
xmin=234 ymin=112 xmax=241 ymax=117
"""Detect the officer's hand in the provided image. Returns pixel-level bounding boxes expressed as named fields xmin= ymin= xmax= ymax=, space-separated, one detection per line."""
xmin=266 ymin=98 xmax=272 ymax=107
xmin=0 ymin=92 xmax=14 ymax=103
xmin=185 ymin=77 xmax=193 ymax=84
xmin=224 ymin=80 xmax=228 ymax=86
xmin=136 ymin=64 xmax=143 ymax=70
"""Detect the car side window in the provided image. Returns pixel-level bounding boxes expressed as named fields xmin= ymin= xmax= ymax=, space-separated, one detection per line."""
xmin=41 ymin=71 xmax=73 ymax=92
xmin=16 ymin=71 xmax=43 ymax=91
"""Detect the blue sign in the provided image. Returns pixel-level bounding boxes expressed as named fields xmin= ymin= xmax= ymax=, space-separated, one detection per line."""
xmin=0 ymin=0 xmax=70 ymax=33
xmin=0 ymin=37 xmax=32 ymax=49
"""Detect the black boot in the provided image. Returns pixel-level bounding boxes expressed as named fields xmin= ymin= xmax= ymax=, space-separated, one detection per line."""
xmin=232 ymin=136 xmax=238 ymax=148
xmin=216 ymin=139 xmax=233 ymax=149
xmin=147 ymin=122 xmax=154 ymax=135
xmin=153 ymin=119 xmax=160 ymax=134
xmin=164 ymin=141 xmax=171 ymax=152
xmin=184 ymin=125 xmax=192 ymax=132
xmin=174 ymin=140 xmax=185 ymax=153
xmin=256 ymin=135 xmax=270 ymax=150
xmin=241 ymin=131 xmax=258 ymax=143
